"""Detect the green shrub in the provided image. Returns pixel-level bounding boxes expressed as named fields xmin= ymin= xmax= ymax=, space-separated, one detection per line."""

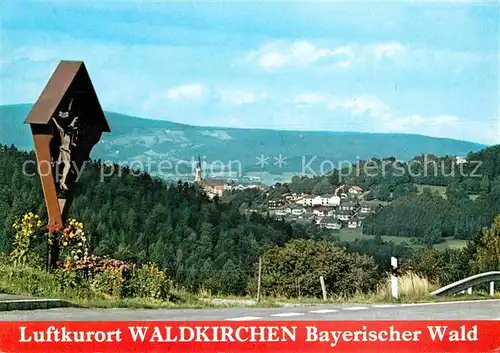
xmin=0 ymin=263 xmax=60 ymax=297
xmin=128 ymin=263 xmax=171 ymax=300
xmin=259 ymin=239 xmax=379 ymax=298
xmin=0 ymin=261 xmax=96 ymax=300
xmin=91 ymin=269 xmax=124 ymax=298
xmin=0 ymin=253 xmax=9 ymax=266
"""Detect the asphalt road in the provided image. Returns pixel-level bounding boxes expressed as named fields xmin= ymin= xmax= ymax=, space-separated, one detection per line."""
xmin=1 ymin=300 xmax=499 ymax=321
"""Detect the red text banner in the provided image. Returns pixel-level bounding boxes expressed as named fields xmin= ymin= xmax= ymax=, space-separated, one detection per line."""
xmin=0 ymin=321 xmax=498 ymax=353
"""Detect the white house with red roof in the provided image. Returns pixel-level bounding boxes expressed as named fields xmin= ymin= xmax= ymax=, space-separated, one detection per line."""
xmin=348 ymin=185 xmax=364 ymax=194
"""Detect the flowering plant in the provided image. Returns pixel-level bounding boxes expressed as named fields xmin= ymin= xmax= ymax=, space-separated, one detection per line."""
xmin=59 ymin=218 xmax=89 ymax=267
xmin=45 ymin=222 xmax=60 ymax=246
xmin=74 ymin=255 xmax=133 ymax=276
xmin=11 ymin=212 xmax=44 ymax=266
xmin=128 ymin=263 xmax=171 ymax=300
xmin=73 ymin=255 xmax=134 ymax=297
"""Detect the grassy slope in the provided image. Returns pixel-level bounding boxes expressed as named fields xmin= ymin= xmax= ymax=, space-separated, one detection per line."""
xmin=415 ymin=184 xmax=480 ymax=202
xmin=335 ymin=228 xmax=467 ymax=250
xmin=2 ymin=261 xmax=496 ymax=309
xmin=415 ymin=184 xmax=448 ymax=197
xmin=0 ymin=260 xmax=226 ymax=309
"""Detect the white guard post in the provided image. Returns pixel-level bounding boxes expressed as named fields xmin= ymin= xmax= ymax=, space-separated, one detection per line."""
xmin=391 ymin=257 xmax=398 ymax=299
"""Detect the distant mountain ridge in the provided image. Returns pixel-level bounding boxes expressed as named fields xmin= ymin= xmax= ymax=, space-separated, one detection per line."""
xmin=0 ymin=104 xmax=487 ymax=182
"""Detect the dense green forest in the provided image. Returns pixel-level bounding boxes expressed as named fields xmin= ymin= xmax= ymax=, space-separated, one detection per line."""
xmin=1 ymin=143 xmax=499 ymax=297
xmin=0 ymin=144 xmax=377 ymax=295
xmin=287 ymin=146 xmax=500 ymax=195
xmin=282 ymin=145 xmax=500 ymax=244
xmin=362 ymin=146 xmax=500 ymax=244
xmin=231 ymin=145 xmax=500 ymax=245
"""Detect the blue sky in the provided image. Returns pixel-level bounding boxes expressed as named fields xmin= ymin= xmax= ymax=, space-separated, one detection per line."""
xmin=1 ymin=0 xmax=499 ymax=144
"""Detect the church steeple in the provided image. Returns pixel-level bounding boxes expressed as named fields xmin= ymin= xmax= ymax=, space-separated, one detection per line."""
xmin=195 ymin=155 xmax=202 ymax=183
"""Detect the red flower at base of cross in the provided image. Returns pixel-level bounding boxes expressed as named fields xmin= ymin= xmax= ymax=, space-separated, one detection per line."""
xmin=46 ymin=223 xmax=60 ymax=232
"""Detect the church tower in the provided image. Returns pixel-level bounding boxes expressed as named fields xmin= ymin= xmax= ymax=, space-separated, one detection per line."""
xmin=195 ymin=155 xmax=202 ymax=183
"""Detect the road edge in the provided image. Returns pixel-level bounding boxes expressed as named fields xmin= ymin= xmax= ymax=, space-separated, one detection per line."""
xmin=0 ymin=298 xmax=79 ymax=311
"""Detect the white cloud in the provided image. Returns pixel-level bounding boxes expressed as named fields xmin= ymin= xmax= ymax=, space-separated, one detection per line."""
xmin=4 ymin=46 xmax=60 ymax=64
xmin=327 ymin=96 xmax=392 ymax=118
xmin=289 ymin=41 xmax=335 ymax=65
xmin=246 ymin=41 xmax=353 ymax=70
xmin=245 ymin=40 xmax=495 ymax=74
xmin=291 ymin=93 xmax=392 ymax=118
xmin=286 ymin=91 xmax=494 ymax=143
xmin=153 ymin=84 xmax=268 ymax=107
xmin=372 ymin=42 xmax=406 ymax=60
xmin=335 ymin=60 xmax=351 ymax=69
xmin=166 ymin=83 xmax=206 ymax=101
xmin=383 ymin=114 xmax=459 ymax=131
xmin=326 ymin=97 xmax=461 ymax=134
xmin=143 ymin=85 xmax=267 ymax=114
xmin=219 ymin=89 xmax=267 ymax=105
xmin=257 ymin=52 xmax=288 ymax=70
xmin=3 ymin=30 xmax=495 ymax=145
xmin=141 ymin=83 xmax=208 ymax=115
xmin=291 ymin=93 xmax=327 ymax=105
xmin=379 ymin=114 xmax=499 ymax=144
xmin=246 ymin=41 xmax=407 ymax=70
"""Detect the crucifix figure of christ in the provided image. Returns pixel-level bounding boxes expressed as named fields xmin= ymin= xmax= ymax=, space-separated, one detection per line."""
xmin=25 ymin=60 xmax=111 ymax=269
xmin=52 ymin=115 xmax=78 ymax=191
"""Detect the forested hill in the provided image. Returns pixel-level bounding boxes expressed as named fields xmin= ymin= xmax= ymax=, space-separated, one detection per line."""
xmin=0 ymin=104 xmax=486 ymax=177
xmin=363 ymin=145 xmax=500 ymax=243
xmin=0 ymin=144 xmax=343 ymax=294
xmin=465 ymin=144 xmax=500 ymax=180
xmin=282 ymin=144 xmax=500 ymax=245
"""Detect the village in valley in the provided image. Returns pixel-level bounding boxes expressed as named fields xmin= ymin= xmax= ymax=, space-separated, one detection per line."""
xmin=266 ymin=185 xmax=383 ymax=230
xmin=193 ymin=157 xmax=384 ymax=231
xmin=193 ymin=157 xmax=266 ymax=199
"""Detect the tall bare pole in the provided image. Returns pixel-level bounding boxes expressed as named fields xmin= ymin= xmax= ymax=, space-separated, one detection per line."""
xmin=320 ymin=276 xmax=327 ymax=301
xmin=257 ymin=257 xmax=262 ymax=303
